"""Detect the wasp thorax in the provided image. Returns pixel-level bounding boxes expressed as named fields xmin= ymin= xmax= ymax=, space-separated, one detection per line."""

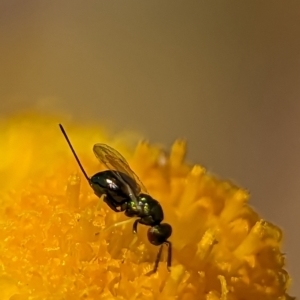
xmin=147 ymin=223 xmax=172 ymax=246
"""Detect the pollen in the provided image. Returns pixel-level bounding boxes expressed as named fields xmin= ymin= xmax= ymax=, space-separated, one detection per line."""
xmin=0 ymin=112 xmax=295 ymax=300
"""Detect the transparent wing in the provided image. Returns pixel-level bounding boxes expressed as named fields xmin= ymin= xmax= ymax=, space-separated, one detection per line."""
xmin=93 ymin=143 xmax=148 ymax=204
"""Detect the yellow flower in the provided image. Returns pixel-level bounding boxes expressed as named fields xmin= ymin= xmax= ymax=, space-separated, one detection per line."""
xmin=0 ymin=112 xmax=295 ymax=300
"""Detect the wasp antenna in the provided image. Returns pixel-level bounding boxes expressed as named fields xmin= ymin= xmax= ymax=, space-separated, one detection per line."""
xmin=59 ymin=124 xmax=90 ymax=183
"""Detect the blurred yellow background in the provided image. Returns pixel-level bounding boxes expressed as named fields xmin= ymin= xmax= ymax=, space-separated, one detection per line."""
xmin=0 ymin=0 xmax=299 ymax=296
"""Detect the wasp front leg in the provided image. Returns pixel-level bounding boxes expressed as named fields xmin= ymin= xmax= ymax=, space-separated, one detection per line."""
xmin=132 ymin=219 xmax=141 ymax=234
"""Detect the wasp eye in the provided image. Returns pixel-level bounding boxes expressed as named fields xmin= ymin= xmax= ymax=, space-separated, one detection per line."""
xmin=147 ymin=223 xmax=172 ymax=246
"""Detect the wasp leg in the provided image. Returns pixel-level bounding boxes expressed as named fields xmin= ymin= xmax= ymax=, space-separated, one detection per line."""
xmin=96 ymin=194 xmax=106 ymax=211
xmin=165 ymin=241 xmax=172 ymax=272
xmin=132 ymin=216 xmax=154 ymax=234
xmin=129 ymin=234 xmax=138 ymax=247
xmin=102 ymin=218 xmax=134 ymax=233
xmin=132 ymin=219 xmax=141 ymax=234
xmin=153 ymin=244 xmax=163 ymax=273
xmin=95 ymin=218 xmax=136 ymax=262
xmin=145 ymin=244 xmax=163 ymax=276
xmin=118 ymin=219 xmax=140 ymax=264
xmin=121 ymin=234 xmax=139 ymax=264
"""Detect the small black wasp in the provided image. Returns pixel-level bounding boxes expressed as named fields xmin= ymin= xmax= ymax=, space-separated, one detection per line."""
xmin=59 ymin=124 xmax=172 ymax=273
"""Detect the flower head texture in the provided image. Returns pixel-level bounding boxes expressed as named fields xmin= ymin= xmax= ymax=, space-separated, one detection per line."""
xmin=0 ymin=113 xmax=294 ymax=300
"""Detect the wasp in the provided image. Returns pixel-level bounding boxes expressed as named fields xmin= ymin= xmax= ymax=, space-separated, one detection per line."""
xmin=59 ymin=124 xmax=172 ymax=273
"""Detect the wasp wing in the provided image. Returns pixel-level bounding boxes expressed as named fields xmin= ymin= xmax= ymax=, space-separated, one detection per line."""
xmin=93 ymin=143 xmax=148 ymax=206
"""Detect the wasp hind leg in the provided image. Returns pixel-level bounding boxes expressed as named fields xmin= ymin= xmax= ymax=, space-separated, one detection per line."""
xmin=145 ymin=241 xmax=172 ymax=276
xmin=145 ymin=244 xmax=163 ymax=276
xmin=165 ymin=241 xmax=172 ymax=272
xmin=102 ymin=218 xmax=134 ymax=233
